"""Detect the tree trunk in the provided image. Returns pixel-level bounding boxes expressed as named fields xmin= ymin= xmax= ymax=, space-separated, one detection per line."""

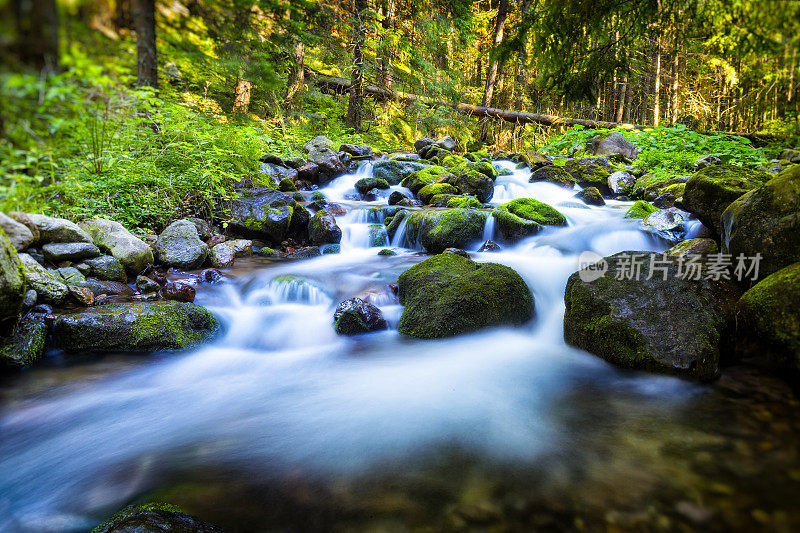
xmin=652 ymin=34 xmax=661 ymax=126
xmin=623 ymin=77 xmax=633 ymax=123
xmin=670 ymin=45 xmax=679 ymax=124
xmin=233 ymin=77 xmax=251 ymax=116
xmin=133 ymin=0 xmax=157 ymax=88
xmin=512 ymin=0 xmax=532 ymax=149
xmin=345 ymin=0 xmax=367 ymax=131
xmin=378 ymin=0 xmax=395 ymax=90
xmin=115 ymin=0 xmax=133 ymax=30
xmin=13 ymin=0 xmax=60 ymax=72
xmin=478 ymin=0 xmax=510 ymax=144
xmin=285 ymin=41 xmax=306 ymax=108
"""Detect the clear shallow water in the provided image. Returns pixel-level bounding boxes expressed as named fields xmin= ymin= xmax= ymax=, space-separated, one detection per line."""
xmin=1 ymin=163 xmax=799 ymax=532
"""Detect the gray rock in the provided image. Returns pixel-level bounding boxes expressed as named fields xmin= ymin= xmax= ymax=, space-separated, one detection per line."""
xmin=210 ymin=239 xmax=253 ymax=268
xmin=308 ymin=210 xmax=342 ymax=246
xmin=155 ymin=220 xmax=209 ymax=270
xmin=84 ymin=255 xmax=127 ymax=282
xmin=434 ymin=135 xmax=456 ymax=151
xmin=0 ymin=230 xmax=26 ymax=320
xmin=333 ymin=297 xmax=388 ymax=335
xmin=696 ymin=154 xmax=722 ymax=169
xmin=261 ymin=162 xmax=298 ymax=184
xmin=19 ymin=253 xmax=68 ymax=305
xmin=11 ymin=212 xmax=92 ymax=244
xmin=0 ymin=314 xmax=48 ymax=369
xmin=187 ymin=217 xmax=214 ymax=241
xmin=608 ymin=170 xmax=636 ymax=194
xmin=42 ymin=242 xmax=101 ymax=263
xmin=79 ymin=219 xmax=154 ymax=274
xmin=339 ymin=143 xmax=372 ymax=158
xmin=54 ymin=266 xmax=86 ymax=285
xmin=22 ymin=289 xmax=37 ymax=309
xmin=414 ymin=137 xmax=435 ymax=153
xmin=78 ymin=280 xmax=134 ymax=298
xmin=779 ymin=148 xmax=800 ymax=163
xmin=0 ymin=212 xmax=34 ymax=251
xmin=642 ymin=207 xmax=690 ymax=242
xmin=227 ymin=189 xmax=302 ymax=244
xmin=588 ymin=132 xmax=638 ymax=161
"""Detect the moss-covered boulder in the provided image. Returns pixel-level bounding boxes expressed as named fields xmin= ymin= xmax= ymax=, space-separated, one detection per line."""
xmin=624 ymin=200 xmax=659 ymax=219
xmin=608 ymin=170 xmax=636 ymax=195
xmin=308 ymin=210 xmax=342 ymax=246
xmin=587 ymin=131 xmax=638 ymax=160
xmin=574 ymin=187 xmax=605 ymax=206
xmin=80 ymin=219 xmax=154 ymax=274
xmin=367 ymin=224 xmax=389 ymax=247
xmin=355 ymin=177 xmax=390 ymax=195
xmin=227 ymin=189 xmax=307 ymax=244
xmin=564 ymin=252 xmax=741 ymax=381
xmin=0 ymin=314 xmax=47 ymax=369
xmin=665 ymin=238 xmax=719 ymax=257
xmin=428 ymin=194 xmax=459 ymax=207
xmin=564 ymin=160 xmax=612 ymax=195
xmin=397 ymin=254 xmax=534 ymax=339
xmin=405 ymin=209 xmax=487 ymax=253
xmin=681 ymin=164 xmax=771 ymax=235
xmin=443 ymin=170 xmax=495 ymax=203
xmin=474 ymin=161 xmax=498 ymax=179
xmin=491 ymin=198 xmax=567 ymax=242
xmin=373 ymin=159 xmax=430 ymax=185
xmin=446 ymin=196 xmax=483 ymax=209
xmin=333 ymin=297 xmax=388 ymax=335
xmin=401 ymin=166 xmax=448 ymax=194
xmin=92 ymin=502 xmax=226 ymax=533
xmin=0 ymin=228 xmax=25 ymax=321
xmin=385 ymin=209 xmax=408 ymax=240
xmin=736 ymin=262 xmax=800 ymax=370
xmin=154 ymin=220 xmax=209 ymax=270
xmin=53 ymin=301 xmax=219 ymax=353
xmin=418 ymin=183 xmax=459 ymax=204
xmin=84 ymin=255 xmax=128 ymax=282
xmin=19 ymin=253 xmax=68 ymax=305
xmin=722 ymin=165 xmax=800 ymax=277
xmin=528 ymin=165 xmax=575 ymax=188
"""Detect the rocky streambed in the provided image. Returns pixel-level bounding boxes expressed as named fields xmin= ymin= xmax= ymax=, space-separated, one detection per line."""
xmin=0 ymin=134 xmax=799 ymax=532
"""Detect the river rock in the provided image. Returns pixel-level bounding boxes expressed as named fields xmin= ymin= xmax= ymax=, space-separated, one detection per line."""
xmin=722 ymin=165 xmax=800 ymax=277
xmin=209 ymin=239 xmax=253 ymax=268
xmin=779 ymin=148 xmax=800 ymax=163
xmin=564 ymin=160 xmax=612 ymax=195
xmin=492 ymin=198 xmax=567 ymax=243
xmin=563 ymin=251 xmax=741 ymax=381
xmin=434 ymin=135 xmax=457 ymax=151
xmin=18 ymin=253 xmax=68 ymax=305
xmin=339 ymin=143 xmax=372 ymax=158
xmin=79 ymin=219 xmax=154 ymax=274
xmin=68 ymin=285 xmax=95 ymax=306
xmin=414 ymin=137 xmax=435 ymax=153
xmin=163 ymin=281 xmax=196 ymax=303
xmin=372 ymin=159 xmax=429 ymax=185
xmin=308 ymin=210 xmax=342 ymax=246
xmin=367 ymin=224 xmax=388 ymax=247
xmin=608 ymin=170 xmax=636 ymax=194
xmin=588 ymin=131 xmax=638 ymax=160
xmin=355 ymin=177 xmax=390 ymax=195
xmin=736 ymin=261 xmax=800 ymax=370
xmin=227 ymin=189 xmax=306 ymax=244
xmin=574 ymin=187 xmax=605 ymax=206
xmin=333 ymin=297 xmax=388 ymax=335
xmin=418 ymin=183 xmax=459 ymax=204
xmin=696 ymin=154 xmax=722 ymax=169
xmin=388 ymin=191 xmax=413 ymax=206
xmin=10 ymin=212 xmax=92 ymax=244
xmin=397 ymin=254 xmax=534 ymax=339
xmin=187 ymin=217 xmax=214 ymax=241
xmin=681 ymin=164 xmax=771 ymax=235
xmin=155 ymin=220 xmax=209 ymax=270
xmin=528 ymin=165 xmax=575 ymax=188
xmin=665 ymin=238 xmax=719 ymax=257
xmin=53 ymin=301 xmax=218 ymax=353
xmin=79 ymin=280 xmax=134 ymax=298
xmin=84 ymin=255 xmax=127 ymax=282
xmin=0 ymin=314 xmax=48 ymax=369
xmin=0 ymin=212 xmax=34 ymax=251
xmin=135 ymin=275 xmax=161 ymax=293
xmin=443 ymin=169 xmax=495 ymax=203
xmin=55 ymin=266 xmax=86 ymax=285
xmin=0 ymin=230 xmax=26 ymax=320
xmin=625 ymin=200 xmax=659 ymax=219
xmin=41 ymin=242 xmax=101 ymax=263
xmin=404 ymin=209 xmax=487 ymax=254
xmin=92 ymin=503 xmax=226 ymax=533
xmin=642 ymin=207 xmax=690 ymax=242
xmin=478 ymin=240 xmax=502 ymax=252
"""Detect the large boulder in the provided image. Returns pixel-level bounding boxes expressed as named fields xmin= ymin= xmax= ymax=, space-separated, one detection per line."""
xmin=434 ymin=135 xmax=456 ymax=151
xmin=563 ymin=252 xmax=741 ymax=381
xmin=491 ymin=198 xmax=567 ymax=242
xmin=18 ymin=253 xmax=68 ymax=305
xmin=528 ymin=165 xmax=575 ymax=188
xmin=401 ymin=166 xmax=447 ymax=194
xmin=564 ymin=160 xmax=612 ymax=195
xmin=779 ymin=148 xmax=800 ymax=163
xmin=52 ymin=301 xmax=219 ymax=353
xmin=308 ymin=210 xmax=342 ymax=246
xmin=339 ymin=143 xmax=372 ymax=158
xmin=333 ymin=297 xmax=388 ymax=335
xmin=588 ymin=131 xmax=638 ymax=160
xmin=355 ymin=177 xmax=390 ymax=195
xmin=83 ymin=255 xmax=128 ymax=282
xmin=574 ymin=187 xmax=605 ymax=206
xmin=303 ymin=135 xmax=336 ymax=161
xmin=303 ymin=136 xmax=346 ymax=184
xmin=93 ymin=503 xmax=226 ymax=533
xmin=0 ymin=314 xmax=48 ymax=369
xmin=722 ymin=165 xmax=800 ymax=277
xmin=443 ymin=170 xmax=494 ymax=202
xmin=42 ymin=242 xmax=101 ymax=263
xmin=79 ymin=219 xmax=154 ymax=274
xmin=736 ymin=262 xmax=800 ymax=370
xmin=10 ymin=212 xmax=92 ymax=244
xmin=681 ymin=164 xmax=771 ymax=235
xmin=0 ymin=229 xmax=26 ymax=320
xmin=418 ymin=183 xmax=459 ymax=204
xmin=0 ymin=212 xmax=34 ymax=251
xmin=227 ymin=189 xmax=304 ymax=244
xmin=154 ymin=220 xmax=209 ymax=270
xmin=404 ymin=209 xmax=487 ymax=253
xmin=209 ymin=239 xmax=253 ymax=268
xmin=372 ymin=159 xmax=429 ymax=185
xmin=397 ymin=254 xmax=534 ymax=339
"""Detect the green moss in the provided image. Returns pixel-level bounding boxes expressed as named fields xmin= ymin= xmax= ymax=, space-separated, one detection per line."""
xmin=441 ymin=154 xmax=467 ymax=168
xmin=418 ymin=182 xmax=459 ymax=204
xmin=497 ymin=167 xmax=512 ymax=176
xmin=660 ymin=182 xmax=686 ymax=196
xmin=405 ymin=208 xmax=487 ymax=253
xmin=446 ymin=196 xmax=483 ymax=208
xmin=428 ymin=193 xmax=459 ymax=206
xmin=564 ymin=160 xmax=611 ymax=190
xmin=625 ymin=200 xmax=659 ymax=219
xmin=91 ymin=502 xmax=185 ymax=533
xmin=474 ymin=161 xmax=498 ymax=179
xmin=385 ymin=209 xmax=408 ymax=240
xmin=401 ymin=165 xmax=448 ymax=193
xmin=259 ymin=246 xmax=280 ymax=256
xmin=443 ymin=169 xmax=494 ymax=202
xmin=0 ymin=227 xmax=26 ymax=320
xmin=528 ymin=165 xmax=575 ymax=188
xmin=278 ymin=177 xmax=297 ymax=191
xmin=377 ymin=248 xmax=397 ymax=256
xmin=492 ymin=198 xmax=567 ymax=242
xmin=397 ymin=253 xmax=534 ymax=339
xmin=355 ymin=177 xmax=390 ymax=194
xmin=465 ymin=150 xmax=491 ymax=162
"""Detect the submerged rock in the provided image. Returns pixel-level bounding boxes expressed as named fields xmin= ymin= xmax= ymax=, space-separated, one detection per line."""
xmin=53 ymin=301 xmax=218 ymax=353
xmin=564 ymin=252 xmax=741 ymax=381
xmin=478 ymin=240 xmax=502 ymax=252
xmin=492 ymin=198 xmax=567 ymax=243
xmin=404 ymin=209 xmax=487 ymax=253
xmin=397 ymin=254 xmax=534 ymax=339
xmin=681 ymin=164 xmax=771 ymax=235
xmin=92 ymin=503 xmax=226 ymax=533
xmin=722 ymin=165 xmax=800 ymax=277
xmin=79 ymin=218 xmax=154 ymax=274
xmin=574 ymin=187 xmax=605 ymax=206
xmin=155 ymin=220 xmax=209 ymax=270
xmin=333 ymin=297 xmax=388 ymax=335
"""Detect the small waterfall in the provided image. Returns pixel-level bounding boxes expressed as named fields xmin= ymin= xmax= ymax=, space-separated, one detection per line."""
xmin=721 ymin=210 xmax=735 ymax=249
xmin=244 ymin=276 xmax=332 ymax=306
xmin=389 ymin=216 xmax=410 ymax=248
xmin=323 ymin=162 xmax=374 ymax=202
xmin=482 ymin=212 xmax=496 ymax=242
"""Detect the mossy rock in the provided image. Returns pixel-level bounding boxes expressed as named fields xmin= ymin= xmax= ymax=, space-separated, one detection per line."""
xmin=474 ymin=161 xmax=498 ymax=179
xmin=664 ymin=238 xmax=718 ymax=257
xmin=443 ymin=169 xmax=494 ymax=202
xmin=418 ymin=183 xmax=459 ymax=204
xmin=258 ymin=246 xmax=280 ymax=257
xmin=385 ymin=209 xmax=408 ymax=240
xmin=92 ymin=502 xmax=225 ymax=533
xmin=333 ymin=297 xmax=388 ymax=335
xmin=308 ymin=210 xmax=342 ymax=246
xmin=397 ymin=253 xmax=534 ymax=339
xmin=0 ymin=228 xmax=25 ymax=321
xmin=497 ymin=167 xmax=512 ymax=176
xmin=574 ymin=187 xmax=605 ymax=206
xmin=446 ymin=196 xmax=483 ymax=209
xmin=377 ymin=248 xmax=397 ymax=256
xmin=278 ymin=178 xmax=297 ymax=192
xmin=53 ymin=301 xmax=219 ymax=353
xmin=0 ymin=315 xmax=47 ymax=369
xmin=564 ymin=252 xmax=741 ymax=381
xmin=428 ymin=194 xmax=459 ymax=207
xmin=368 ymin=224 xmax=389 ymax=247
xmin=564 ymin=160 xmax=612 ymax=195
xmin=492 ymin=198 xmax=567 ymax=242
xmin=355 ymin=177 xmax=390 ymax=195
xmin=681 ymin=164 xmax=771 ymax=235
xmin=624 ymin=200 xmax=659 ymax=219
xmin=405 ymin=209 xmax=487 ymax=253
xmin=465 ymin=150 xmax=491 ymax=162
xmin=722 ymin=164 xmax=800 ymax=277
xmin=401 ymin=165 xmax=448 ymax=194
xmin=441 ymin=154 xmax=468 ymax=168
xmin=528 ymin=165 xmax=575 ymax=188
xmin=736 ymin=261 xmax=800 ymax=370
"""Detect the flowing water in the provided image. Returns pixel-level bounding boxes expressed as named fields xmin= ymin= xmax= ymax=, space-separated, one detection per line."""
xmin=1 ymin=162 xmax=799 ymax=532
